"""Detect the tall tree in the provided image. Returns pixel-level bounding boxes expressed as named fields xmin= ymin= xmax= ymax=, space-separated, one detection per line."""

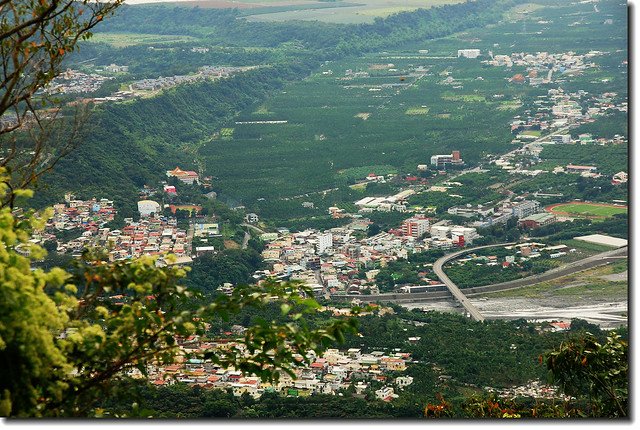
xmin=0 ymin=1 xmax=123 ymax=207
xmin=0 ymin=2 xmax=359 ymax=417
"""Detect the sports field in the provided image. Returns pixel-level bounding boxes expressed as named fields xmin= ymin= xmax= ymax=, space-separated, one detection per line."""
xmin=546 ymin=202 xmax=627 ymax=219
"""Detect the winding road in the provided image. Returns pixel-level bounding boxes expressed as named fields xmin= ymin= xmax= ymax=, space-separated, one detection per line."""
xmin=335 ymin=244 xmax=628 ymax=322
xmin=431 ymin=243 xmax=627 ymax=322
xmin=432 ymin=243 xmax=516 ymax=322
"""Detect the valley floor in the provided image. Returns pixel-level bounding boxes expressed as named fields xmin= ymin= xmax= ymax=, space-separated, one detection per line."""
xmin=402 ymin=262 xmax=628 ymax=329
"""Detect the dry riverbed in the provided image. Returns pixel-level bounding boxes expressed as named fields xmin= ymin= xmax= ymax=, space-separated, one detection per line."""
xmin=402 ymin=261 xmax=628 ymax=329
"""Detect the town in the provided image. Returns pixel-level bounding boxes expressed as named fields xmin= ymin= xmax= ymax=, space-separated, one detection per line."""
xmin=138 ymin=333 xmax=416 ymax=401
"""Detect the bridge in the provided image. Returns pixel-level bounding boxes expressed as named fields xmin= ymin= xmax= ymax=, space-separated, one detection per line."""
xmin=432 ymin=243 xmax=516 ymax=322
xmin=331 ymin=244 xmax=627 ymax=317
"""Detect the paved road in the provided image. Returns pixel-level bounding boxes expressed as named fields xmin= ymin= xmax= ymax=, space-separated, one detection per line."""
xmin=461 ymin=246 xmax=628 ymax=297
xmin=240 ymin=223 xmax=266 ymax=235
xmin=241 ymin=231 xmax=251 ymax=249
xmin=504 ymin=125 xmax=572 ymax=158
xmin=432 ymin=243 xmax=517 ymax=322
xmin=337 ymin=244 xmax=627 ymax=316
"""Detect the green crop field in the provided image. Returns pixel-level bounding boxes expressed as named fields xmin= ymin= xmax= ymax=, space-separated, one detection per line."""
xmin=405 ymin=107 xmax=430 ymax=115
xmin=88 ymin=32 xmax=199 ymax=47
xmin=242 ymin=0 xmax=466 ymax=24
xmin=194 ymin=0 xmax=627 ymax=222
xmin=550 ymin=203 xmax=627 ymax=218
xmin=198 ymin=51 xmax=521 ymax=203
xmin=80 ymin=0 xmax=625 ymax=229
xmin=441 ymin=93 xmax=486 ymax=102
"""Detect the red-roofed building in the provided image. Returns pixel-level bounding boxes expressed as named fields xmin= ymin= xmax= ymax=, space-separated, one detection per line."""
xmin=549 ymin=321 xmax=571 ymax=332
xmin=167 ymin=167 xmax=200 ymax=185
xmin=566 ymin=164 xmax=597 ymax=173
xmin=169 ymin=205 xmax=203 ymax=215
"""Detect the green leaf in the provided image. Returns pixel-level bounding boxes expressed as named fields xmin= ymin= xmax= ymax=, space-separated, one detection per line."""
xmin=280 ymin=304 xmax=291 ymax=315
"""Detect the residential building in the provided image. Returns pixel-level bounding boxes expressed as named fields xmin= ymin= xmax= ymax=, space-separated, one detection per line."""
xmin=447 ymin=204 xmax=494 ymax=218
xmin=430 ymin=225 xmax=451 ymax=239
xmin=317 ymin=233 xmax=333 ymax=254
xmin=578 ymin=133 xmax=595 ymax=144
xmin=450 ymin=226 xmax=479 ymax=245
xmin=401 ymin=217 xmax=430 ymax=238
xmin=193 ymin=223 xmax=220 ymax=237
xmin=395 ymin=376 xmax=414 ymax=388
xmin=612 ymin=171 xmax=628 ymax=185
xmin=551 ymin=134 xmax=572 ymax=144
xmin=375 ymin=386 xmax=398 ymax=402
xmin=105 ymin=64 xmax=129 ymax=73
xmin=457 ymin=49 xmax=481 ymax=59
xmin=430 ymin=151 xmax=464 ymax=168
xmin=566 ymin=164 xmax=597 ymax=173
xmin=511 ymin=200 xmax=540 ymax=218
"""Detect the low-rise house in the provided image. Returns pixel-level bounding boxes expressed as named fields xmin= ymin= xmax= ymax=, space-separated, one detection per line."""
xmin=375 ymin=386 xmax=398 ymax=402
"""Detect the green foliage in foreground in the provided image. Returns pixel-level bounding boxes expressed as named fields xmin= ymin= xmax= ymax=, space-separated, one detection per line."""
xmin=0 ymin=175 xmax=357 ymax=417
xmin=425 ymin=332 xmax=628 ymax=418
xmin=95 ymin=382 xmax=423 ymax=418
xmin=545 ymin=332 xmax=628 ymax=417
xmin=90 ymin=310 xmax=628 ymax=418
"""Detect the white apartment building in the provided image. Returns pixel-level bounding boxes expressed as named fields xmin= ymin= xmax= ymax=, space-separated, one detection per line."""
xmin=317 ymin=233 xmax=333 ymax=254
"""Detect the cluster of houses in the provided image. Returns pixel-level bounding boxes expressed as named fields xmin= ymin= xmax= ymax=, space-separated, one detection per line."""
xmin=131 ymin=74 xmax=201 ymax=91
xmin=139 ymin=336 xmax=413 ymax=401
xmin=510 ymin=90 xmax=613 ymax=141
xmin=485 ymin=50 xmax=605 ymax=86
xmin=509 ymin=86 xmax=626 ymax=143
xmin=451 ymin=242 xmax=577 ymax=271
xmin=47 ymin=194 xmax=116 ymax=231
xmin=49 ymin=162 xmax=217 ymax=261
xmin=40 ymin=65 xmax=136 ymax=104
xmin=490 ymin=88 xmax=626 ymax=179
xmin=44 ymin=68 xmax=113 ymax=95
xmin=55 ymin=214 xmax=191 ymax=263
xmin=258 ymin=225 xmax=418 ymax=296
xmin=247 ymin=179 xmax=568 ymax=296
xmin=131 ymin=65 xmax=250 ymax=91
xmin=254 ymin=212 xmax=485 ymax=296
xmin=485 ymin=380 xmax=571 ymax=401
xmin=46 ymin=194 xmax=191 ymax=263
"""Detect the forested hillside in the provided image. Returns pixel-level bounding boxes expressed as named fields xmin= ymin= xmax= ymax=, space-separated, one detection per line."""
xmin=33 ymin=0 xmax=521 ymax=213
xmin=32 ymin=62 xmax=319 ymax=215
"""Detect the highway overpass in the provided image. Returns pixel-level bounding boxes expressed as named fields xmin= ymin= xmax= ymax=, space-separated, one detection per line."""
xmin=432 ymin=243 xmax=516 ymax=322
xmin=332 ymin=244 xmax=627 ymax=321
